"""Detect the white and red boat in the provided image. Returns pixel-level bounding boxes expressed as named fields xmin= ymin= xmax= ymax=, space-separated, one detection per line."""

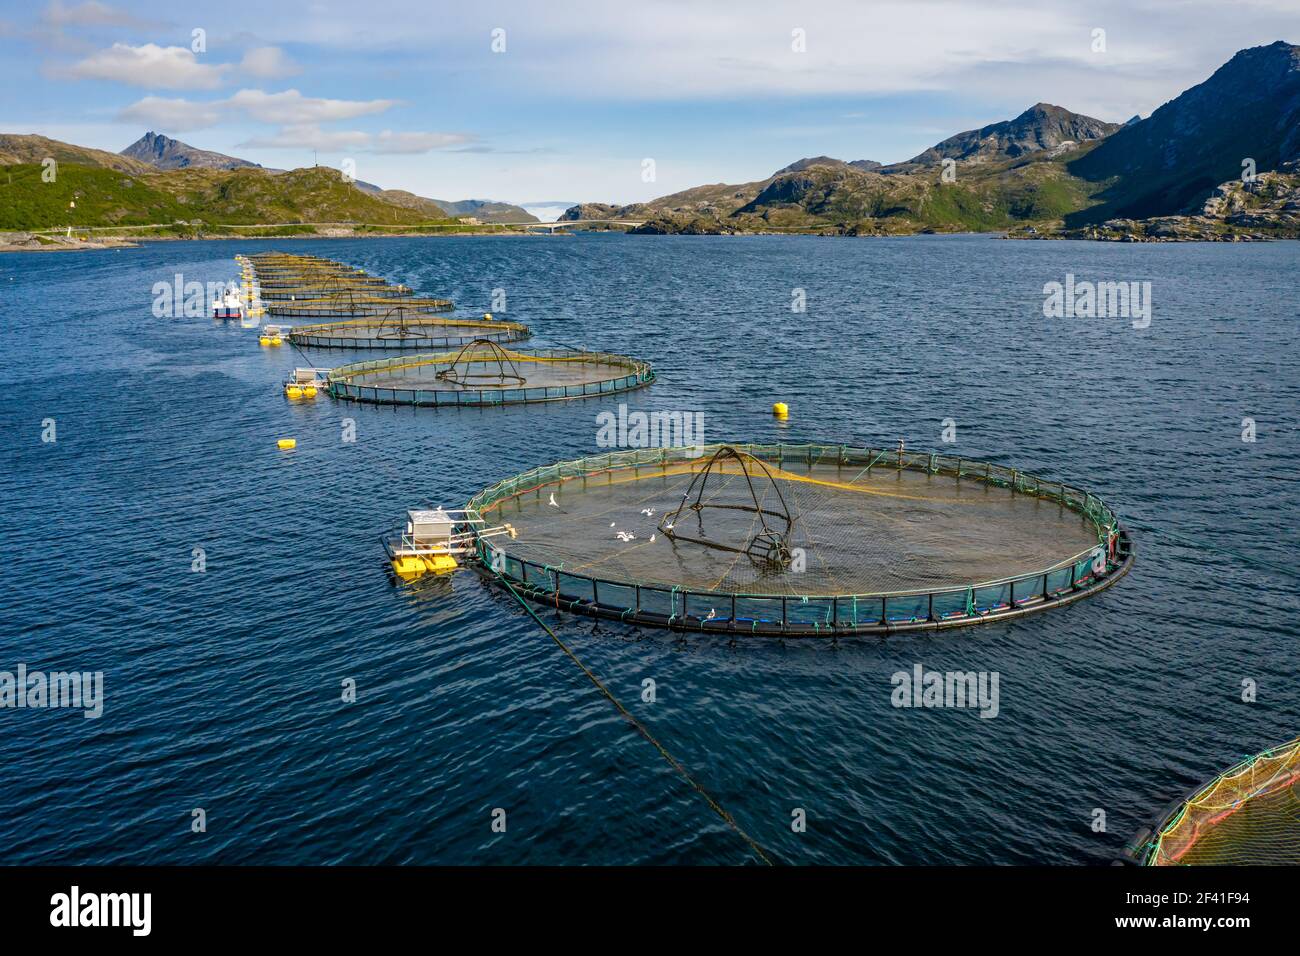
xmin=212 ymin=287 xmax=244 ymax=320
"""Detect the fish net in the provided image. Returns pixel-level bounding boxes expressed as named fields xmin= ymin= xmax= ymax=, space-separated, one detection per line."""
xmin=467 ymin=443 xmax=1131 ymax=635
xmin=288 ymin=309 xmax=529 ymax=349
xmin=327 ymin=341 xmax=654 ymax=406
xmin=1144 ymin=736 xmax=1300 ymax=865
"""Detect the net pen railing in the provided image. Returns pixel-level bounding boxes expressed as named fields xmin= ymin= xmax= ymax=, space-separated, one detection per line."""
xmin=326 ymin=347 xmax=655 ymax=405
xmin=464 ymin=442 xmax=1130 ymax=635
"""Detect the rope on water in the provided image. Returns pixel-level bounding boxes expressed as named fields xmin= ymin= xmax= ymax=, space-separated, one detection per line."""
xmin=489 ymin=568 xmax=774 ymax=866
xmin=1123 ymin=516 xmax=1300 ymax=583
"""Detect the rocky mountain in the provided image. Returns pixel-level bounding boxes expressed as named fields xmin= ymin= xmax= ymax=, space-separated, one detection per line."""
xmin=559 ymin=202 xmax=624 ymax=221
xmin=0 ymin=133 xmax=465 ymax=230
xmin=1018 ymin=160 xmax=1300 ymax=241
xmin=1066 ymin=40 xmax=1300 ymax=223
xmin=121 ymin=132 xmax=264 ymax=171
xmin=777 ymin=156 xmax=881 ymax=174
xmin=565 ymin=44 xmax=1300 ymax=239
xmin=882 ymin=103 xmax=1120 ymax=172
xmin=429 ymin=198 xmax=537 ymax=223
xmin=0 ymin=133 xmax=150 ymax=174
xmin=351 ymin=182 xmax=532 ymax=223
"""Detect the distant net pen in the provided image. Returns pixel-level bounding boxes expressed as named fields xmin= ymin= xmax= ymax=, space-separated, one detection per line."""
xmin=288 ymin=308 xmax=529 ymax=349
xmin=435 ymin=442 xmax=1134 ymax=634
xmin=1124 ymin=735 xmax=1300 ymax=865
xmin=328 ymin=340 xmax=655 ymax=406
xmin=267 ymin=288 xmax=454 ymax=318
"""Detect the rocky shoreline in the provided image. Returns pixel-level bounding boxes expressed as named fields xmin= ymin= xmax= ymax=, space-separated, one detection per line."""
xmin=1009 ymin=163 xmax=1300 ymax=243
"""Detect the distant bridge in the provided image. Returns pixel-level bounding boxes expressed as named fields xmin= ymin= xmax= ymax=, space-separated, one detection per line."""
xmin=498 ymin=219 xmax=646 ymax=232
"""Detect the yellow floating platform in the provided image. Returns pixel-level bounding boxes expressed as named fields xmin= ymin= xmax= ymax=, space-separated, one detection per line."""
xmin=391 ymin=553 xmax=459 ymax=581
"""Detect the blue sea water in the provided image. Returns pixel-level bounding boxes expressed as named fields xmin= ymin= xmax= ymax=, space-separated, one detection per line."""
xmin=0 ymin=233 xmax=1296 ymax=865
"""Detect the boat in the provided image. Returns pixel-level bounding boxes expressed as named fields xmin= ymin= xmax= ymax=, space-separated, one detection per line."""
xmin=213 ymin=286 xmax=245 ymax=320
xmin=382 ymin=508 xmax=515 ymax=582
xmin=283 ymin=367 xmax=331 ymax=399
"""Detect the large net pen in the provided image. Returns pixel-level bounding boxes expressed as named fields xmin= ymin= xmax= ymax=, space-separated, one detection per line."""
xmin=463 ymin=442 xmax=1133 ymax=636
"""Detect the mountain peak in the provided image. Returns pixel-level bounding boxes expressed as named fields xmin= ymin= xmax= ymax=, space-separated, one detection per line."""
xmin=121 ymin=132 xmax=263 ymax=171
xmin=1066 ymin=40 xmax=1300 ymax=223
xmin=886 ymin=104 xmax=1121 ymax=170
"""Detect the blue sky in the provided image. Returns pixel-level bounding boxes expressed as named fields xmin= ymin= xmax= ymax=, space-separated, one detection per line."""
xmin=2 ymin=0 xmax=1297 ymax=209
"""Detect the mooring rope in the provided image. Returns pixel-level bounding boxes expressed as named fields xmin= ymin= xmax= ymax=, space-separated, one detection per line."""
xmin=1122 ymin=516 xmax=1300 ymax=582
xmin=488 ymin=568 xmax=774 ymax=866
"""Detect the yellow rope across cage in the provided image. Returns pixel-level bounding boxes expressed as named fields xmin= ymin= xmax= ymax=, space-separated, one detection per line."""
xmin=330 ymin=343 xmax=650 ymax=383
xmin=1147 ymin=735 xmax=1300 ymax=865
xmin=290 ymin=315 xmax=528 ymax=336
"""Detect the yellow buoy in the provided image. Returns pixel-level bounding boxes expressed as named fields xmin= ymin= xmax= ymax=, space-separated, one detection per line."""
xmin=426 ymin=554 xmax=459 ymax=575
xmin=258 ymin=336 xmax=272 ymax=346
xmin=286 ymin=385 xmax=304 ymax=399
xmin=391 ymin=555 xmax=426 ymax=582
xmin=483 ymin=312 xmax=493 ymax=320
xmin=773 ymin=402 xmax=789 ymax=418
xmin=270 ymin=336 xmax=283 ymax=346
xmin=277 ymin=438 xmax=297 ymax=450
xmin=303 ymin=385 xmax=318 ymax=398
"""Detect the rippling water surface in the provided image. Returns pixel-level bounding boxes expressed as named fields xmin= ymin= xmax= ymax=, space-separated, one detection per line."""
xmin=1 ymin=234 xmax=1296 ymax=865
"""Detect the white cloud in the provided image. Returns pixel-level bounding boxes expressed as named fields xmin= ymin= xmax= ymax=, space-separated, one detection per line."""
xmin=116 ymin=95 xmax=222 ymax=132
xmin=373 ymin=129 xmax=471 ymax=153
xmin=227 ymin=0 xmax=1300 ymax=120
xmin=69 ymin=43 xmax=230 ymax=90
xmin=42 ymin=1 xmax=145 ymax=28
xmin=238 ymin=124 xmax=374 ymax=151
xmin=226 ymin=88 xmax=395 ymax=124
xmin=237 ymin=124 xmax=471 ymax=155
xmin=239 ymin=46 xmax=299 ymax=79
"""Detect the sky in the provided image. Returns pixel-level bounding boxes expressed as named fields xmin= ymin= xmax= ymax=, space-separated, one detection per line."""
xmin=1 ymin=0 xmax=1298 ymax=211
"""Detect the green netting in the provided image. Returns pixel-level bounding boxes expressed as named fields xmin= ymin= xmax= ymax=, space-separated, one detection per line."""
xmin=289 ymin=311 xmax=530 ymax=349
xmin=328 ymin=341 xmax=654 ymax=406
xmin=1144 ymin=736 xmax=1300 ymax=865
xmin=465 ymin=443 xmax=1131 ymax=635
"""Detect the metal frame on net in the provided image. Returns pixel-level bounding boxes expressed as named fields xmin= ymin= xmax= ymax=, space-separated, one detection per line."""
xmin=287 ymin=311 xmax=530 ymax=349
xmin=326 ymin=347 xmax=655 ymax=406
xmin=463 ymin=442 xmax=1135 ymax=637
xmin=267 ymin=287 xmax=454 ymax=318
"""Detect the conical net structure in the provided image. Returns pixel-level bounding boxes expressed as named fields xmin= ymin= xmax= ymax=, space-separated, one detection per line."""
xmin=1146 ymin=736 xmax=1300 ymax=865
xmin=659 ymin=446 xmax=796 ymax=569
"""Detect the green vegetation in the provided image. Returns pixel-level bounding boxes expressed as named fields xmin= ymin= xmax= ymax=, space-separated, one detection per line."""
xmin=0 ymin=158 xmax=492 ymax=233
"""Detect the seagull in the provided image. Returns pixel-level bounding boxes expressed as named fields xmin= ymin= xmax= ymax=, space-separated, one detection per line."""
xmin=548 ymin=493 xmax=559 ymax=507
xmin=640 ymin=508 xmax=655 ymax=517
xmin=649 ymin=534 xmax=656 ymax=543
xmin=705 ymin=608 xmax=717 ymax=620
xmin=664 ymin=522 xmax=674 ymax=531
xmin=616 ymin=531 xmax=635 ymax=542
xmin=610 ymin=521 xmax=616 ymax=527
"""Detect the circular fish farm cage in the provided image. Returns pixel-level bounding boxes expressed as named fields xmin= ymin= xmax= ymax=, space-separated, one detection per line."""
xmin=289 ymin=309 xmax=530 ymax=349
xmin=268 ymin=289 xmax=455 ymax=318
xmin=258 ymin=279 xmax=410 ymax=301
xmin=1131 ymin=736 xmax=1300 ymax=866
xmin=327 ymin=339 xmax=654 ymax=406
xmin=463 ymin=442 xmax=1133 ymax=636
